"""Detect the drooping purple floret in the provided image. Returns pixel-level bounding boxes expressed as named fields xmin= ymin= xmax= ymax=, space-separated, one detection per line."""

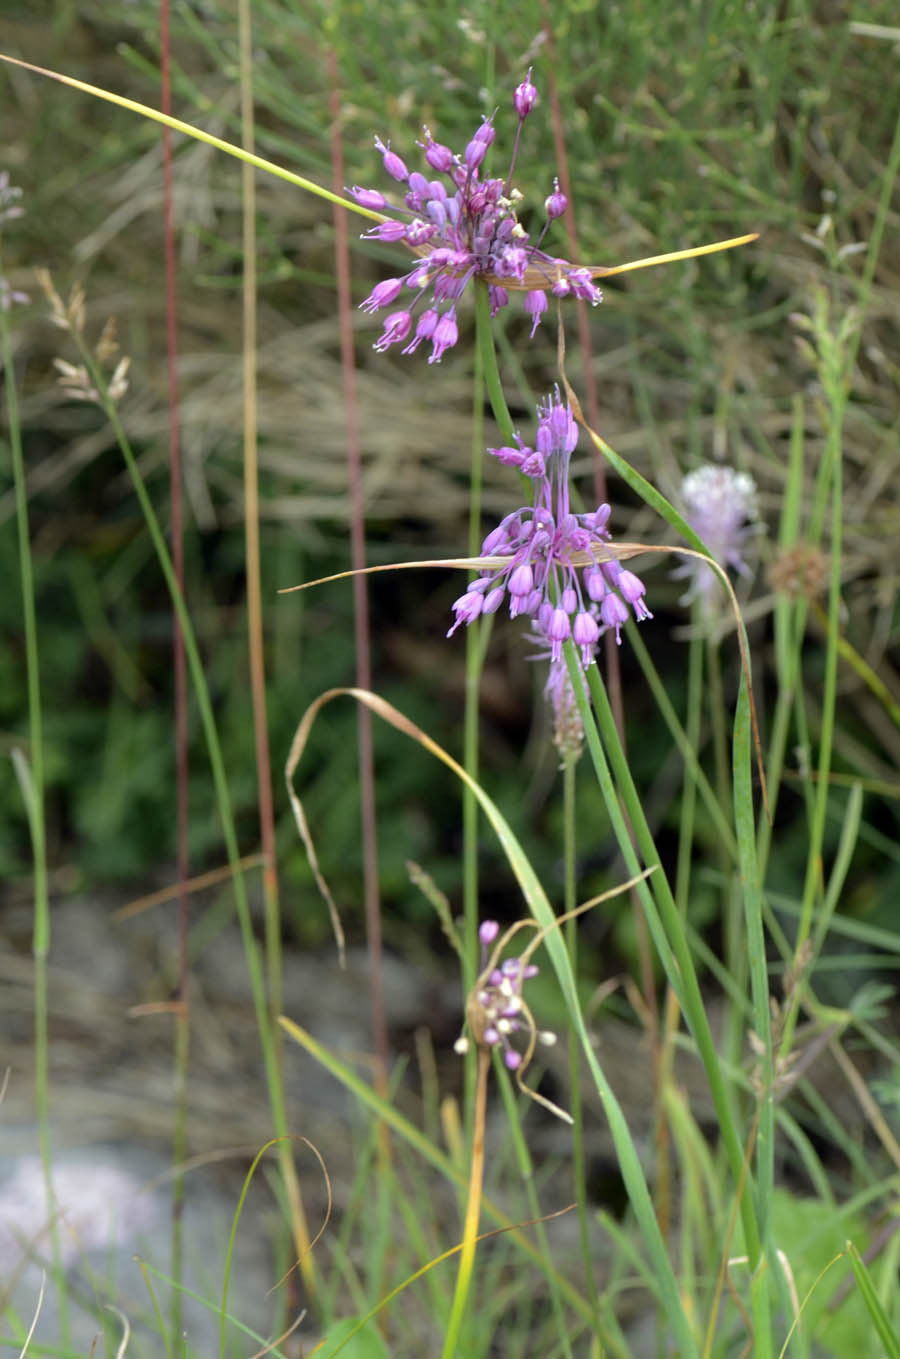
xmin=448 ymin=388 xmax=652 ymax=659
xmin=351 ymin=74 xmax=602 ymax=363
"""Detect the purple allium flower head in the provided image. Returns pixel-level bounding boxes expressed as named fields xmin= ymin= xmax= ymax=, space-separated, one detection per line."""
xmin=448 ymin=387 xmax=652 ymax=655
xmin=454 ymin=921 xmax=556 ymax=1072
xmin=354 ymin=75 xmax=603 ymax=361
xmin=673 ymin=464 xmax=760 ymax=611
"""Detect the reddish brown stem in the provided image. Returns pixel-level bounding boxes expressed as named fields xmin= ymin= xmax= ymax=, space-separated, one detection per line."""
xmin=326 ymin=52 xmax=388 ymax=1096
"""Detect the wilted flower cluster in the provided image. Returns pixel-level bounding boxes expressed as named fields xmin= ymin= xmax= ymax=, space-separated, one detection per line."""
xmin=674 ymin=463 xmax=760 ymax=610
xmin=448 ymin=388 xmax=652 ymax=659
xmin=352 ymin=70 xmax=602 ymax=362
xmin=543 ymin=656 xmax=589 ymax=765
xmin=454 ymin=920 xmax=556 ymax=1071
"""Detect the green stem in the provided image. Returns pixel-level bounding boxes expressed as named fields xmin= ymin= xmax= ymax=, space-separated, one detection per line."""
xmin=2 ymin=257 xmax=70 ymax=1343
xmin=575 ymin=652 xmax=762 ymax=1269
xmin=473 ymin=280 xmax=515 ymax=443
xmin=442 ymin=1048 xmax=490 ymax=1358
xmin=563 ymin=757 xmax=599 ymax=1326
xmin=494 ymin=1058 xmax=575 ymax=1359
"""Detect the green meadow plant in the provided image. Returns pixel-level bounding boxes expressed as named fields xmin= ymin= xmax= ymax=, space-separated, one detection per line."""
xmin=3 ymin=11 xmax=900 ymax=1358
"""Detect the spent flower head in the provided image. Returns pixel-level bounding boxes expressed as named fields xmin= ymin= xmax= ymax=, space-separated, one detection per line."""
xmin=448 ymin=387 xmax=652 ymax=658
xmin=542 ymin=656 xmax=589 ymax=766
xmin=674 ymin=464 xmax=760 ymax=611
xmin=352 ymin=71 xmax=601 ymax=362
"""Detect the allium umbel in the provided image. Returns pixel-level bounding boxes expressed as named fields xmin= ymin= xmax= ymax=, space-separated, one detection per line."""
xmin=352 ymin=70 xmax=602 ymax=362
xmin=448 ymin=389 xmax=652 ymax=657
xmin=454 ymin=920 xmax=556 ymax=1073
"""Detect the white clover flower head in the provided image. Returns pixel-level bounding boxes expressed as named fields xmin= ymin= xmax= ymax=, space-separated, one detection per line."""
xmin=676 ymin=463 xmax=760 ymax=611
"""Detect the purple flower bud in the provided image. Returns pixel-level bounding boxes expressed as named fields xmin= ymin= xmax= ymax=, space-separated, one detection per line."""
xmin=428 ymin=310 xmax=458 ymax=364
xmin=482 ymin=523 xmax=511 ymax=554
xmin=585 ymin=566 xmax=606 ymax=601
xmin=465 ymin=138 xmax=487 ymax=171
xmin=524 ymin=289 xmax=548 ymax=337
xmin=401 ymin=308 xmax=438 ymax=355
xmin=601 ymin=591 xmax=629 ymax=643
xmin=474 ymin=117 xmax=496 ymax=147
xmin=370 ymin=220 xmax=408 ymax=243
xmin=359 ymin=277 xmax=404 ymax=314
xmin=488 ymin=284 xmax=509 ymax=316
xmin=508 ymin=564 xmax=535 ymax=615
xmin=373 ymin=309 xmax=412 ymax=352
xmin=573 ymin=610 xmax=600 ymax=664
xmin=479 ymin=920 xmax=500 ymax=945
xmin=427 ymin=198 xmax=448 ymax=230
xmin=548 ymin=395 xmax=577 ymax=452
xmin=589 ymin=504 xmax=612 ymax=534
xmin=561 ymin=587 xmax=578 ymax=613
xmin=488 ymin=444 xmax=525 ymax=467
xmin=545 ymin=177 xmax=567 ymax=220
xmin=618 ymin=570 xmax=653 ymax=621
xmin=504 ymin=1048 xmax=522 ymax=1070
xmin=520 ymin=450 xmax=546 ymax=479
xmin=513 ymin=69 xmax=538 ymax=119
xmin=447 ymin=589 xmax=486 ymax=636
xmin=547 ymin=608 xmax=571 ymax=660
xmin=349 ymin=186 xmax=386 ymax=210
xmin=422 ymin=131 xmax=454 ymax=173
xmin=408 ymin=171 xmax=429 ymax=197
xmin=374 ymin=135 xmax=409 ymax=182
xmin=483 ymin=587 xmax=506 ymax=614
